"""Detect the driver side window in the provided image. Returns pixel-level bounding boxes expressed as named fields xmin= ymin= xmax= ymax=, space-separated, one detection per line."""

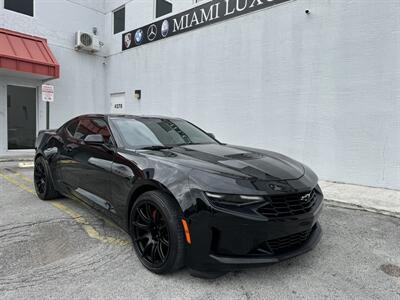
xmin=74 ymin=118 xmax=112 ymax=144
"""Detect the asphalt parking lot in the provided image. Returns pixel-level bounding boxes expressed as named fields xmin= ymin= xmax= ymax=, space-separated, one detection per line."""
xmin=0 ymin=162 xmax=399 ymax=300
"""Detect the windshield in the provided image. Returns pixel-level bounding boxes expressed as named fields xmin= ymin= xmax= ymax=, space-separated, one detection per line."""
xmin=110 ymin=117 xmax=218 ymax=149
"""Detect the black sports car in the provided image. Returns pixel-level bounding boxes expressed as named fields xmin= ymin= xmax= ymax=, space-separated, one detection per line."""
xmin=34 ymin=114 xmax=323 ymax=277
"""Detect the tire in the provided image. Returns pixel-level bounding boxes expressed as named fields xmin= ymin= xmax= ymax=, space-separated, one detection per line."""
xmin=34 ymin=156 xmax=60 ymax=200
xmin=130 ymin=191 xmax=185 ymax=274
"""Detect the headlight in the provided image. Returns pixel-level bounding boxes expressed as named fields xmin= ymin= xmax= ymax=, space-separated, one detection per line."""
xmin=205 ymin=192 xmax=265 ymax=207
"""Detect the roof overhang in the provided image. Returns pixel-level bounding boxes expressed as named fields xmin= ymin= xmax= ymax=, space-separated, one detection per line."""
xmin=0 ymin=28 xmax=60 ymax=80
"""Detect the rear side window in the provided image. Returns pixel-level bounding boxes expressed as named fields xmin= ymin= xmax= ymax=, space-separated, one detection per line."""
xmin=66 ymin=120 xmax=78 ymax=137
xmin=74 ymin=118 xmax=111 ymax=143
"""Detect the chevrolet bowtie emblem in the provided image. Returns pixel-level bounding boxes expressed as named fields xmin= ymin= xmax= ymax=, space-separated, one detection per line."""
xmin=301 ymin=193 xmax=312 ymax=202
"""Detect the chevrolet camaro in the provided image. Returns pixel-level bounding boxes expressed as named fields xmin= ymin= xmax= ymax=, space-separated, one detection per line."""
xmin=34 ymin=114 xmax=323 ymax=277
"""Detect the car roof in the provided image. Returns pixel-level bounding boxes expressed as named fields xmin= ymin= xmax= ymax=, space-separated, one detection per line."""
xmin=76 ymin=114 xmax=183 ymax=120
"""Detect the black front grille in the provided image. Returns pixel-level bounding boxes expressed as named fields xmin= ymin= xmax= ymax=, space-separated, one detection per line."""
xmin=257 ymin=189 xmax=319 ymax=218
xmin=251 ymin=227 xmax=314 ymax=255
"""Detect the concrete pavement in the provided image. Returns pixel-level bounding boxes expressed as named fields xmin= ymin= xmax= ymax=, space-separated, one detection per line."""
xmin=0 ymin=162 xmax=399 ymax=299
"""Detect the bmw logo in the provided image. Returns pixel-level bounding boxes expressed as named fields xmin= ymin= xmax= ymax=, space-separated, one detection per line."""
xmin=134 ymin=29 xmax=143 ymax=45
xmin=161 ymin=20 xmax=169 ymax=37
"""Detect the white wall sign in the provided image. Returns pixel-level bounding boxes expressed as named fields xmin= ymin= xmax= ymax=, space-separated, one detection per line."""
xmin=42 ymin=84 xmax=54 ymax=102
xmin=110 ymin=93 xmax=126 ymax=114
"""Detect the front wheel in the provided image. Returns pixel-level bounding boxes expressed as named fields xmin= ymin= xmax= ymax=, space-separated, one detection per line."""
xmin=130 ymin=191 xmax=185 ymax=274
xmin=34 ymin=156 xmax=60 ymax=200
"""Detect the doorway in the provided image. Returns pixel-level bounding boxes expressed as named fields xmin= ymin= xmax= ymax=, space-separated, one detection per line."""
xmin=7 ymin=85 xmax=37 ymax=149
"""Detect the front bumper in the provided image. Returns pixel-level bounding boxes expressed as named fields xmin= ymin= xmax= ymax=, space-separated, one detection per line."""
xmin=209 ymin=222 xmax=322 ymax=266
xmin=184 ymin=190 xmax=323 ymax=272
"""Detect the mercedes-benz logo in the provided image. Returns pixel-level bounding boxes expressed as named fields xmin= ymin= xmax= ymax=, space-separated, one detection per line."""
xmin=147 ymin=24 xmax=157 ymax=41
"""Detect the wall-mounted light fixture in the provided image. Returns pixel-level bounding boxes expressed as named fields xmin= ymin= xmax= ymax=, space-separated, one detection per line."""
xmin=134 ymin=90 xmax=141 ymax=100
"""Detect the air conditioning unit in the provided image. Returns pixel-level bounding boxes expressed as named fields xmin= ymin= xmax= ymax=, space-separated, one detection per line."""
xmin=75 ymin=31 xmax=100 ymax=52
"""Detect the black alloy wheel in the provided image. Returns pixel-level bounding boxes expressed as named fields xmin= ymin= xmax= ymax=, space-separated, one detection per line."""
xmin=34 ymin=161 xmax=46 ymax=195
xmin=130 ymin=191 xmax=185 ymax=274
xmin=34 ymin=156 xmax=60 ymax=200
xmin=133 ymin=202 xmax=170 ymax=266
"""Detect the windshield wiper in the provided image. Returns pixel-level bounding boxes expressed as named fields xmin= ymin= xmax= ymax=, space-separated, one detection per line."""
xmin=175 ymin=142 xmax=211 ymax=146
xmin=138 ymin=145 xmax=173 ymax=150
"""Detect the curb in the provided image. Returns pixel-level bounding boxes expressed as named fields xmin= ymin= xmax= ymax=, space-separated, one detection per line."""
xmin=325 ymin=199 xmax=400 ymax=220
xmin=0 ymin=158 xmax=34 ymax=163
xmin=320 ymin=180 xmax=400 ymax=218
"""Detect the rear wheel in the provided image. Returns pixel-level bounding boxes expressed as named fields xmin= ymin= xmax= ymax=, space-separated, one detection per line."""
xmin=130 ymin=191 xmax=185 ymax=274
xmin=34 ymin=156 xmax=60 ymax=200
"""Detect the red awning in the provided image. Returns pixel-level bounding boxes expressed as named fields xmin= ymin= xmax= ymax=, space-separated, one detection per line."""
xmin=0 ymin=28 xmax=59 ymax=79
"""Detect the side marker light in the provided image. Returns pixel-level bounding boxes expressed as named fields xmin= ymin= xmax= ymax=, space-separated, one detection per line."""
xmin=181 ymin=219 xmax=192 ymax=244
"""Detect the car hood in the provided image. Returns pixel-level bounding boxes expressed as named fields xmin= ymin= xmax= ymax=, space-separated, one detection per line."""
xmin=145 ymin=144 xmax=305 ymax=181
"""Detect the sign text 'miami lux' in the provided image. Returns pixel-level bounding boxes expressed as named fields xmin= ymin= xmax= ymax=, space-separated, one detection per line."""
xmin=122 ymin=0 xmax=290 ymax=50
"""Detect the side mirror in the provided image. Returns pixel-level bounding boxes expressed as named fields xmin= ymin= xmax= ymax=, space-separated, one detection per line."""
xmin=207 ymin=132 xmax=216 ymax=139
xmin=84 ymin=134 xmax=104 ymax=144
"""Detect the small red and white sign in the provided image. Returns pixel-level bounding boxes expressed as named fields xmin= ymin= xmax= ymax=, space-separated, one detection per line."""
xmin=42 ymin=84 xmax=54 ymax=102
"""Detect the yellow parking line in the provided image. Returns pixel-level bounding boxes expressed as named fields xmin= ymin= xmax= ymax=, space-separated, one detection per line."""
xmin=0 ymin=170 xmax=129 ymax=246
xmin=0 ymin=171 xmax=35 ymax=194
xmin=3 ymin=169 xmax=34 ymax=184
xmin=51 ymin=202 xmax=128 ymax=246
xmin=14 ymin=171 xmax=34 ymax=184
xmin=12 ymin=169 xmax=124 ymax=233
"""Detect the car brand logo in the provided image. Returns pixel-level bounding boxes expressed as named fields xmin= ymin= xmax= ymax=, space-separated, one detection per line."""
xmin=269 ymin=184 xmax=284 ymax=192
xmin=124 ymin=33 xmax=132 ymax=48
xmin=300 ymin=192 xmax=312 ymax=202
xmin=161 ymin=20 xmax=169 ymax=37
xmin=134 ymin=29 xmax=143 ymax=45
xmin=147 ymin=24 xmax=157 ymax=41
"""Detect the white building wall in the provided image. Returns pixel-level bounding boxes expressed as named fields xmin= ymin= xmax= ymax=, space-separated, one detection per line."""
xmin=0 ymin=0 xmax=107 ymax=139
xmin=0 ymin=0 xmax=398 ymax=190
xmin=107 ymin=0 xmax=400 ymax=190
